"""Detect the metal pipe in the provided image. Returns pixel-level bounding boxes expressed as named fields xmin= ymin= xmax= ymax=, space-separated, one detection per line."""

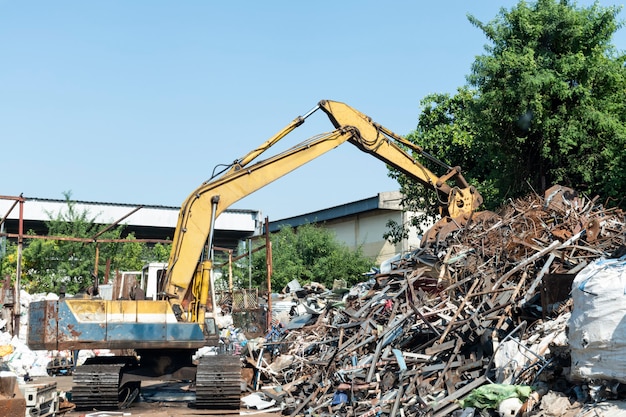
xmin=207 ymin=195 xmax=220 ymax=318
xmin=15 ymin=196 xmax=24 ymax=337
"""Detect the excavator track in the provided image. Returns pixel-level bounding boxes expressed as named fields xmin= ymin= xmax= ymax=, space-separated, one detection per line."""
xmin=193 ymin=355 xmax=241 ymax=410
xmin=72 ymin=362 xmax=140 ymax=410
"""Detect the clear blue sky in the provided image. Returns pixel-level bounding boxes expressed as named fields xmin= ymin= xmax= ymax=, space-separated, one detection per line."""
xmin=1 ymin=1 xmax=624 ymax=220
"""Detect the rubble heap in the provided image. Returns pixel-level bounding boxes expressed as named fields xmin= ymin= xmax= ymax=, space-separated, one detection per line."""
xmin=247 ymin=185 xmax=625 ymax=417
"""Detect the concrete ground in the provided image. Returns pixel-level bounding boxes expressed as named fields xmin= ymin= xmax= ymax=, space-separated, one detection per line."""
xmin=29 ymin=376 xmax=282 ymax=417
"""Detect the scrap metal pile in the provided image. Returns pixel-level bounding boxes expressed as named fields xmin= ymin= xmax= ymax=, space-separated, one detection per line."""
xmin=245 ymin=185 xmax=625 ymax=417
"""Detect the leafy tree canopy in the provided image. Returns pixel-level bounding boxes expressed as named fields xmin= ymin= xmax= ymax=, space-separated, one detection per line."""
xmin=394 ymin=0 xmax=626 ymax=235
xmin=249 ymin=224 xmax=375 ymax=292
xmin=5 ymin=192 xmax=170 ymax=294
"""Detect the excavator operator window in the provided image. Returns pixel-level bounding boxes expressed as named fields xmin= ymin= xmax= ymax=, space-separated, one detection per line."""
xmin=204 ymin=317 xmax=218 ymax=336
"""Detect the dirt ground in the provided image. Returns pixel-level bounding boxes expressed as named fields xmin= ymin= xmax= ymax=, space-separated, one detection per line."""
xmin=29 ymin=376 xmax=282 ymax=417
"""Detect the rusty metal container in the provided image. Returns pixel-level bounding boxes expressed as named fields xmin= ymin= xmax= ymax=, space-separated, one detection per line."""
xmin=0 ymin=373 xmax=26 ymax=417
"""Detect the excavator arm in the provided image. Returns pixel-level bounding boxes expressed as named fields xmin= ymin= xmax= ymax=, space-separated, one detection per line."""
xmin=161 ymin=100 xmax=483 ymax=323
xmin=25 ymin=99 xmax=485 ymax=412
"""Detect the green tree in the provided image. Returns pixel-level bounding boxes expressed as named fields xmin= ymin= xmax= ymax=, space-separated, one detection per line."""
xmin=105 ymin=235 xmax=170 ymax=272
xmin=0 ymin=238 xmax=17 ymax=281
xmin=250 ymin=224 xmax=375 ymax=292
xmin=22 ymin=192 xmax=106 ymax=293
xmin=469 ymin=0 xmax=626 ymax=204
xmin=388 ymin=87 xmax=498 ymax=237
xmin=17 ymin=192 xmax=169 ymax=294
xmin=142 ymin=242 xmax=171 ymax=264
xmin=395 ymin=0 xmax=626 ymax=227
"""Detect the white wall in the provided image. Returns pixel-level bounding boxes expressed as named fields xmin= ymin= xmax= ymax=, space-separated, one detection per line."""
xmin=324 ymin=209 xmax=422 ymax=265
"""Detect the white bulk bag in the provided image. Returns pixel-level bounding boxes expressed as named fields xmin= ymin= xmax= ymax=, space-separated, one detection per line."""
xmin=569 ymin=257 xmax=626 ymax=382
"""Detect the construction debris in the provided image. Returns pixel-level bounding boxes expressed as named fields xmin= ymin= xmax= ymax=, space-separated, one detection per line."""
xmin=242 ymin=185 xmax=625 ymax=417
xmin=0 ymin=371 xmax=26 ymax=417
xmin=0 ymin=185 xmax=624 ymax=417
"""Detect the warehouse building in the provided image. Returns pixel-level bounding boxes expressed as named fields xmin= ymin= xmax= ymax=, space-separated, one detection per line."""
xmin=0 ymin=191 xmax=422 ymax=265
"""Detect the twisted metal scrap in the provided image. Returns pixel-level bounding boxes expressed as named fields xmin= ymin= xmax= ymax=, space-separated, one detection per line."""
xmin=252 ymin=186 xmax=625 ymax=417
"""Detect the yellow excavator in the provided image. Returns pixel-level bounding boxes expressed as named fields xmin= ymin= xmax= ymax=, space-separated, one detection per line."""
xmin=27 ymin=100 xmax=483 ymax=411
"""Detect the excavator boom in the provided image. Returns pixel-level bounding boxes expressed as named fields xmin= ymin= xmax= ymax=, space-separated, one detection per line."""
xmin=162 ymin=100 xmax=483 ymax=319
xmin=27 ymin=99 xmax=484 ymax=411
